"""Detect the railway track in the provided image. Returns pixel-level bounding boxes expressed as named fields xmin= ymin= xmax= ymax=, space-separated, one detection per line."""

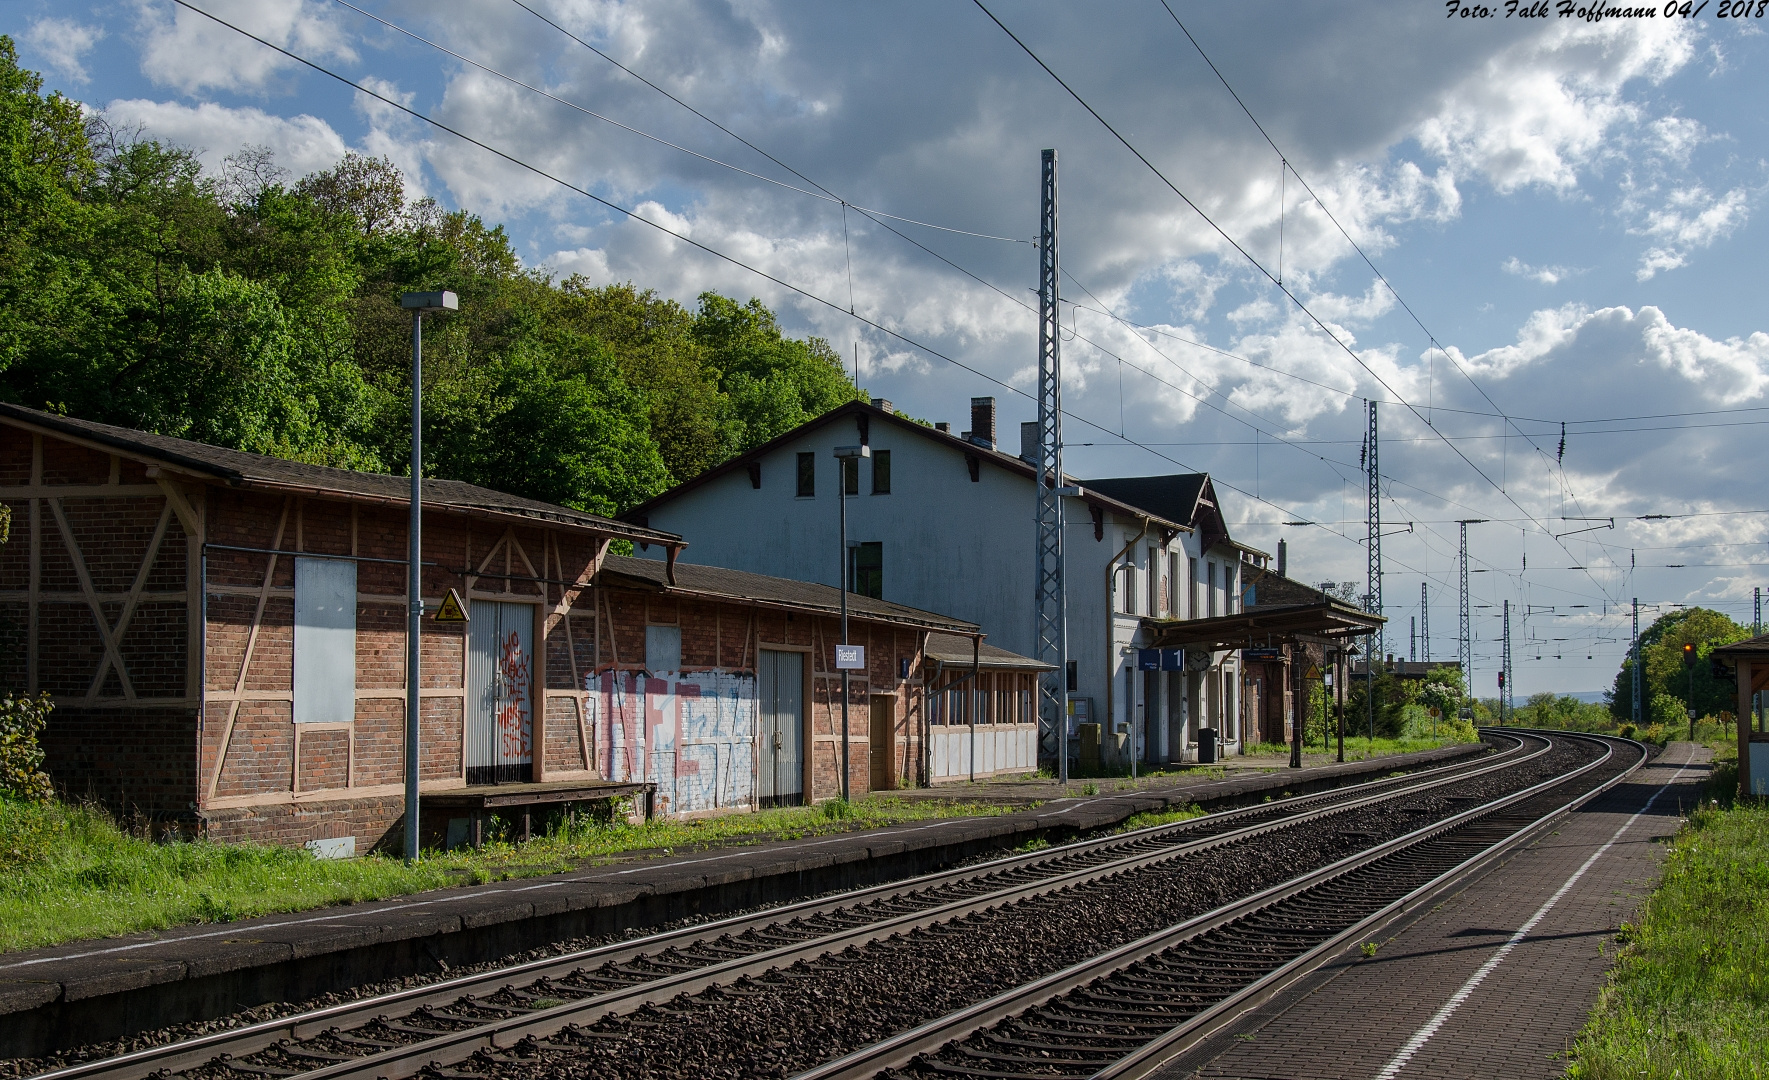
xmin=802 ymin=730 xmax=1643 ymax=1080
xmin=27 ymin=731 xmax=1613 ymax=1080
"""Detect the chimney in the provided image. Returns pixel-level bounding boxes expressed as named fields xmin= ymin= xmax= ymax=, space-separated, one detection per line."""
xmin=1277 ymin=538 xmax=1287 ymax=577
xmin=969 ymin=396 xmax=996 ymax=449
xmin=935 ymin=421 xmax=950 ymax=434
xmin=870 ymin=398 xmax=894 ymax=415
xmin=1020 ymin=421 xmax=1039 ymax=462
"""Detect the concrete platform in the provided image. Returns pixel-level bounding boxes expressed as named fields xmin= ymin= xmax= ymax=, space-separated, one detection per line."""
xmin=0 ymin=740 xmax=1488 ymax=1061
xmin=1154 ymin=740 xmax=1709 ymax=1080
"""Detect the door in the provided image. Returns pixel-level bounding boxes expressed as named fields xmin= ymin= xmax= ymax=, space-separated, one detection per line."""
xmin=757 ymin=649 xmax=804 ymax=807
xmin=467 ymin=601 xmax=534 ymax=785
xmin=869 ymin=695 xmax=894 ymax=792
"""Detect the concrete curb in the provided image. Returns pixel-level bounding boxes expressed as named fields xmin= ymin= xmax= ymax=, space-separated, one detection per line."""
xmin=0 ymin=742 xmax=1487 ymax=1060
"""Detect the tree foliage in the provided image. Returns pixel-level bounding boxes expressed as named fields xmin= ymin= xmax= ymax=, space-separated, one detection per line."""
xmin=1607 ymin=607 xmax=1749 ymax=721
xmin=0 ymin=39 xmax=859 ymax=515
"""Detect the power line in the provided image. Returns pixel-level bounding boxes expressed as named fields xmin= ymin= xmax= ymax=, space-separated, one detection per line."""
xmin=976 ymin=0 xmax=1617 ymax=599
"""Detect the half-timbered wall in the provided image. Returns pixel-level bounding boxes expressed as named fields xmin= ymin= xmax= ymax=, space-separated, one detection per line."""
xmin=0 ymin=425 xmax=200 ymax=828
xmin=2 ymin=419 xmax=953 ymax=849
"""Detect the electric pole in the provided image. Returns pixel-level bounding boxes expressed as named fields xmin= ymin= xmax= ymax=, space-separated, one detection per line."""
xmin=1366 ymin=400 xmax=1380 ymax=746
xmin=1420 ymin=581 xmax=1430 ymax=664
xmin=1410 ymin=617 xmax=1416 ymax=663
xmin=1033 ymin=149 xmax=1071 ymax=783
xmin=1631 ymin=598 xmax=1642 ymax=727
xmin=1456 ymin=520 xmax=1484 ymax=716
xmin=1501 ymin=599 xmax=1513 ymax=726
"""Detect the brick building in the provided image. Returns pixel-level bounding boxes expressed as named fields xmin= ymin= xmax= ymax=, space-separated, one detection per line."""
xmin=0 ymin=404 xmax=986 ymax=852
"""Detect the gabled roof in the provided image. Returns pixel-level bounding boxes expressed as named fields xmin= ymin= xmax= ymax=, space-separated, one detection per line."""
xmin=622 ymin=399 xmax=1193 ymax=535
xmin=1084 ymin=472 xmax=1260 ymax=556
xmin=595 ymin=554 xmax=980 ymax=633
xmin=0 ymin=402 xmax=679 ymax=546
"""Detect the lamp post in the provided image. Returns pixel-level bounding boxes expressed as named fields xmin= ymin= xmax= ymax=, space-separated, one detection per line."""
xmin=834 ymin=443 xmax=869 ymax=803
xmin=399 ymin=290 xmax=457 ymax=863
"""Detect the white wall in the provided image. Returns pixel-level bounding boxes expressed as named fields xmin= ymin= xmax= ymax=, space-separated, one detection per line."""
xmin=639 ymin=416 xmax=1248 ymax=757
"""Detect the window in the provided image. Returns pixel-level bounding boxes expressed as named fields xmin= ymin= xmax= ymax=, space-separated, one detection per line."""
xmin=843 ymin=456 xmax=860 ymax=495
xmin=1227 ymin=563 xmax=1239 ymax=614
xmin=1168 ymin=553 xmax=1181 ymax=616
xmin=849 ymin=541 xmax=883 ymax=599
xmin=1208 ymin=562 xmax=1219 ymax=618
xmin=1189 ymin=557 xmax=1200 ymax=620
xmin=1120 ymin=558 xmax=1137 ymax=613
xmin=1147 ymin=547 xmax=1159 ymax=617
xmin=871 ymin=449 xmax=891 ymax=494
xmin=645 ymin=625 xmax=681 ymax=674
xmin=796 ymin=452 xmax=815 ymax=497
xmin=294 ymin=557 xmax=356 ymax=724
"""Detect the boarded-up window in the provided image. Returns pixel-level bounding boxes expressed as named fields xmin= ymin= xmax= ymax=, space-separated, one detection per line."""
xmin=294 ymin=557 xmax=356 ymax=724
xmin=646 ymin=625 xmax=682 ymax=673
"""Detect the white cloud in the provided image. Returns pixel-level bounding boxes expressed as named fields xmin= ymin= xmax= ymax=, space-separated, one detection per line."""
xmin=1633 ymin=185 xmax=1751 ymax=280
xmin=101 ymin=99 xmax=349 ymax=178
xmin=134 ymin=0 xmax=355 ymax=95
xmin=1413 ymin=20 xmax=1695 ymax=193
xmin=1501 ymin=257 xmax=1579 ymax=285
xmin=24 ymin=18 xmax=104 ymax=84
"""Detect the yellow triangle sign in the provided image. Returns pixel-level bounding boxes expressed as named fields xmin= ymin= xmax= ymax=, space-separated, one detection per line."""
xmin=434 ymin=588 xmax=469 ymax=623
xmin=1304 ymin=665 xmax=1322 ymax=680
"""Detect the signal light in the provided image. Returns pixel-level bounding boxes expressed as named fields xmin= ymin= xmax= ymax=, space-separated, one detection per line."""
xmin=1682 ymin=642 xmax=1696 ymax=667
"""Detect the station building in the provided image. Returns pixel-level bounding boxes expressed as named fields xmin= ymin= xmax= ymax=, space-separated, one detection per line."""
xmin=623 ymin=397 xmax=1267 ymax=767
xmin=0 ymin=403 xmax=1030 ymax=853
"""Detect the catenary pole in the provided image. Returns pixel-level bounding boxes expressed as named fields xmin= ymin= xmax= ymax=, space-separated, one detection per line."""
xmin=1034 ymin=149 xmax=1071 ymax=783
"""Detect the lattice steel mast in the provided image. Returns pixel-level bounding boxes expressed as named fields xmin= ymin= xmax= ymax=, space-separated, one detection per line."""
xmin=1631 ymin=598 xmax=1642 ymax=725
xmin=1034 ymin=149 xmax=1070 ymax=782
xmin=1419 ymin=582 xmax=1429 ymax=664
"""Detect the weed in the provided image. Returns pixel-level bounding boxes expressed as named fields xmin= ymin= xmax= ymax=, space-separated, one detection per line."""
xmin=1360 ymin=941 xmax=1379 ymax=958
xmin=1081 ymin=782 xmax=1100 ymax=796
xmin=1118 ymin=805 xmax=1207 ymax=833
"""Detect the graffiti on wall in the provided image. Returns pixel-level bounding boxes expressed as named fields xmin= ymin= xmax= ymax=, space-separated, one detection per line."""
xmin=497 ymin=630 xmax=532 ymax=761
xmin=589 ymin=670 xmax=757 ymax=817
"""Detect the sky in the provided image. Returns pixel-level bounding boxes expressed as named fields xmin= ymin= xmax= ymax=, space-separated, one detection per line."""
xmin=8 ymin=0 xmax=1769 ymax=701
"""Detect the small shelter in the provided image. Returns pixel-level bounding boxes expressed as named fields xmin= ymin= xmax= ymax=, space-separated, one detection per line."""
xmin=1143 ymin=600 xmax=1384 ymax=764
xmin=1713 ymin=634 xmax=1769 ymax=796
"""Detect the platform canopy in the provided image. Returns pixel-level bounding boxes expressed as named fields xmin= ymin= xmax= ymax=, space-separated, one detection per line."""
xmin=1142 ymin=600 xmax=1384 ymax=653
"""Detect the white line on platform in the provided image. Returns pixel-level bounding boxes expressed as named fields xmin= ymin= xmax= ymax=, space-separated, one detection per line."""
xmin=1371 ymin=749 xmax=1696 ymax=1080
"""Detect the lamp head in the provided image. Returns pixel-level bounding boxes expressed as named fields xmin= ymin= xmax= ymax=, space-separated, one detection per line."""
xmin=401 ymin=290 xmax=459 ymax=312
xmin=833 ymin=444 xmax=870 ymax=460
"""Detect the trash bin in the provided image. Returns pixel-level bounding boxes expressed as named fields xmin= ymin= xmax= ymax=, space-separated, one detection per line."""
xmin=1197 ymin=727 xmax=1218 ymax=765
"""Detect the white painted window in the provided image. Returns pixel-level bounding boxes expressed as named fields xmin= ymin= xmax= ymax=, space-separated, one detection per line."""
xmin=294 ymin=557 xmax=356 ymax=724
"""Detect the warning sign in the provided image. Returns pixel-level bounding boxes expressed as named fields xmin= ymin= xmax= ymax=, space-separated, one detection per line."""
xmin=434 ymin=588 xmax=469 ymax=623
xmin=1304 ymin=665 xmax=1322 ymax=680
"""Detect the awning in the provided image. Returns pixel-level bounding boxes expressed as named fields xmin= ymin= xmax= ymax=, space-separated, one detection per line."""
xmin=1142 ymin=601 xmax=1384 ymax=652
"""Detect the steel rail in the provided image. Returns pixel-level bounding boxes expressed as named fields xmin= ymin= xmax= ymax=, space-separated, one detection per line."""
xmin=788 ymin=732 xmax=1637 ymax=1080
xmin=30 ymin=735 xmax=1537 ymax=1080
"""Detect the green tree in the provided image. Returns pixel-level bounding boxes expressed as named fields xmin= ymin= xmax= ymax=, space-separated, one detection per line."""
xmin=1609 ymin=608 xmax=1748 ymax=721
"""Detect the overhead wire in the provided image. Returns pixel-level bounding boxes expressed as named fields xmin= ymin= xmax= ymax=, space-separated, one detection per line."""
xmin=974 ymin=0 xmax=1619 ymax=603
xmin=177 ymin=0 xmax=1383 ymax=560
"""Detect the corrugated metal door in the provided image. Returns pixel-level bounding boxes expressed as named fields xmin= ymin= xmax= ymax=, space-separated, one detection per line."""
xmin=757 ymin=649 xmax=803 ymax=806
xmin=467 ymin=601 xmax=534 ymax=785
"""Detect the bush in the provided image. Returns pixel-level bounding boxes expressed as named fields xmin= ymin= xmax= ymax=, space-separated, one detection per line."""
xmin=0 ymin=692 xmax=54 ymax=802
xmin=1650 ymin=692 xmax=1688 ymax=730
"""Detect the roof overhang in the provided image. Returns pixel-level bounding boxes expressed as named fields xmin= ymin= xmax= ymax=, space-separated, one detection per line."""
xmin=592 ymin=565 xmax=980 ymax=635
xmin=1143 ymin=601 xmax=1385 ymax=652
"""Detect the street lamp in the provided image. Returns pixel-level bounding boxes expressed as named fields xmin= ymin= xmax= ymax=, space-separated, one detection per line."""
xmin=399 ymin=290 xmax=457 ymax=862
xmin=833 ymin=444 xmax=869 ymax=802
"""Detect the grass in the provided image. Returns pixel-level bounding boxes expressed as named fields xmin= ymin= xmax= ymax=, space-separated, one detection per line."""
xmin=0 ymin=794 xmax=1018 ymax=954
xmin=1117 ymin=803 xmax=1207 ymax=833
xmin=1238 ymin=733 xmax=1477 ymax=759
xmin=1566 ymin=738 xmax=1769 ymax=1079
